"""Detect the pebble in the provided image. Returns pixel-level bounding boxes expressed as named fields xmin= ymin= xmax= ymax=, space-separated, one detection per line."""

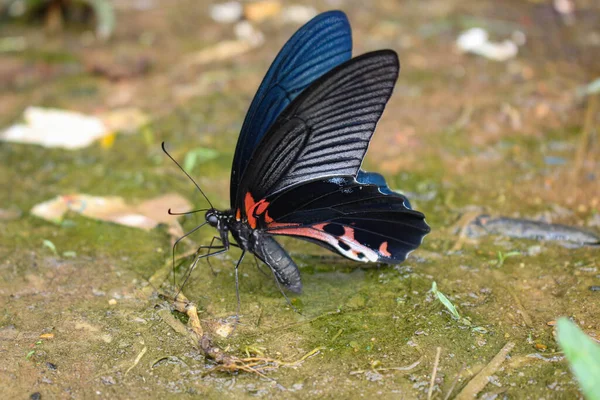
xmin=209 ymin=2 xmax=243 ymax=23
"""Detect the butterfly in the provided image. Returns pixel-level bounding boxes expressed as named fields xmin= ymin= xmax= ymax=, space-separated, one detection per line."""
xmin=166 ymin=10 xmax=430 ymax=295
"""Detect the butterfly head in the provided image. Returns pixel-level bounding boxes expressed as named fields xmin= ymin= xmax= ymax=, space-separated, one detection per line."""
xmin=205 ymin=209 xmax=220 ymax=227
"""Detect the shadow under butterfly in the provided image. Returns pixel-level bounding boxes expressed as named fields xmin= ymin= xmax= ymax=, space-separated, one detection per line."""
xmin=165 ymin=10 xmax=430 ymax=302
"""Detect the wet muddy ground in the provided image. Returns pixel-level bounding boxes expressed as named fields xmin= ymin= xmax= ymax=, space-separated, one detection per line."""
xmin=1 ymin=0 xmax=599 ymax=398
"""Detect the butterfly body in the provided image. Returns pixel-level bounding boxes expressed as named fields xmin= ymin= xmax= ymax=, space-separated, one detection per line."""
xmin=205 ymin=208 xmax=302 ymax=292
xmin=189 ymin=11 xmax=429 ymax=295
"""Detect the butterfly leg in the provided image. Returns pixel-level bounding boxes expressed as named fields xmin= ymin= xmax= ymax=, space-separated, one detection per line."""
xmin=171 ymin=221 xmax=211 ymax=288
xmin=176 ymin=245 xmax=229 ymax=298
xmin=201 ymin=237 xmax=241 ymax=275
xmin=234 ymin=250 xmax=246 ymax=325
xmin=199 ymin=236 xmax=225 ymax=276
xmin=269 ymin=267 xmax=303 ymax=315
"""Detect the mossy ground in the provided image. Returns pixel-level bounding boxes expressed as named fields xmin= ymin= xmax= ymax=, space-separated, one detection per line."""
xmin=1 ymin=0 xmax=599 ymax=398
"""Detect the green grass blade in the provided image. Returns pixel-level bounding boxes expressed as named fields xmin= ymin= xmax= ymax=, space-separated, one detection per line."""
xmin=556 ymin=318 xmax=600 ymax=400
xmin=42 ymin=239 xmax=58 ymax=256
xmin=431 ymin=281 xmax=461 ymax=320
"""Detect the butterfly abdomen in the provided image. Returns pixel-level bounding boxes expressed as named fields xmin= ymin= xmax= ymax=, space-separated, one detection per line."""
xmin=252 ymin=233 xmax=302 ymax=293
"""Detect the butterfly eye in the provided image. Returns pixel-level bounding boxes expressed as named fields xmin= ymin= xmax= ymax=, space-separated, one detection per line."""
xmin=206 ymin=213 xmax=219 ymax=227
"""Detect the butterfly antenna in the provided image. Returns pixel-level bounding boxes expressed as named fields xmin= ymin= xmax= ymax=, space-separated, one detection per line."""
xmin=161 ymin=142 xmax=214 ymax=209
xmin=168 ymin=208 xmax=210 ymax=216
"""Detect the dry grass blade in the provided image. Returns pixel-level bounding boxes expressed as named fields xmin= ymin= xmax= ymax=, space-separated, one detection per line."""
xmin=350 ymin=357 xmax=423 ymax=375
xmin=428 ymin=347 xmax=442 ymax=400
xmin=455 ymin=342 xmax=515 ymax=400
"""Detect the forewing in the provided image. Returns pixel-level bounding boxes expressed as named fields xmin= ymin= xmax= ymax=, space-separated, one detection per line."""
xmin=230 ymin=11 xmax=352 ymax=206
xmin=246 ymin=176 xmax=430 ymax=263
xmin=235 ymin=50 xmax=399 ymax=209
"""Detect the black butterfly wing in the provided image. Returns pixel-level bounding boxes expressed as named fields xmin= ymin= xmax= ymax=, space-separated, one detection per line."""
xmin=230 ymin=10 xmax=352 ymax=206
xmin=249 ymin=177 xmax=430 ymax=263
xmin=235 ymin=50 xmax=400 ymax=212
xmin=357 ymin=169 xmax=412 ymax=209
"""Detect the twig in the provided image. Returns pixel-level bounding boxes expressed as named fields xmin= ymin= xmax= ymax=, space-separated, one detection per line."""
xmin=125 ymin=346 xmax=148 ymax=376
xmin=455 ymin=342 xmax=515 ymax=400
xmin=162 ymin=292 xmax=325 ymax=377
xmin=349 ymin=357 xmax=423 ymax=375
xmin=450 ymin=211 xmax=481 ymax=252
xmin=443 ymin=363 xmax=466 ymax=400
xmin=428 ymin=347 xmax=442 ymax=400
xmin=173 ymin=292 xmax=204 ymax=338
xmin=505 ymin=286 xmax=533 ymax=327
xmin=331 ymin=328 xmax=344 ymax=342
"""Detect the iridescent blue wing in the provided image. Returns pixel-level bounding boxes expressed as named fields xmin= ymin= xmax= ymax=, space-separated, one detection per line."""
xmin=230 ymin=10 xmax=352 ymax=206
xmin=357 ymin=170 xmax=412 ymax=209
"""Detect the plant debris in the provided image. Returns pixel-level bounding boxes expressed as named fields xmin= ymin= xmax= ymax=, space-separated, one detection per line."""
xmin=1 ymin=107 xmax=149 ymax=149
xmin=31 ymin=193 xmax=190 ymax=233
xmin=455 ymin=342 xmax=515 ymax=400
xmin=1 ymin=107 xmax=109 ymax=149
xmin=456 ymin=27 xmax=521 ymax=61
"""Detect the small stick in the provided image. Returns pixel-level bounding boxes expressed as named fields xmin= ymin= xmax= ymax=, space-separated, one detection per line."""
xmin=455 ymin=342 xmax=515 ymax=400
xmin=173 ymin=292 xmax=204 ymax=338
xmin=443 ymin=363 xmax=466 ymax=400
xmin=125 ymin=346 xmax=148 ymax=376
xmin=428 ymin=347 xmax=442 ymax=400
xmin=349 ymin=357 xmax=423 ymax=375
xmin=504 ymin=286 xmax=533 ymax=327
xmin=450 ymin=211 xmax=481 ymax=252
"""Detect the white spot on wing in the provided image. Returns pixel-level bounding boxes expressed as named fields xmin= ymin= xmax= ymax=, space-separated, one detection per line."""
xmin=332 ymin=238 xmax=378 ymax=263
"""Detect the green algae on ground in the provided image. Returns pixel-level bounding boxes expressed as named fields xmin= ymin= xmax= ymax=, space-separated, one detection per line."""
xmin=1 ymin=0 xmax=600 ymax=398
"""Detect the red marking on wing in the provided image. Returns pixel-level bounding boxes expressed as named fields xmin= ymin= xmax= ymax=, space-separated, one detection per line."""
xmin=269 ymin=223 xmax=379 ymax=262
xmin=244 ymin=191 xmax=271 ymax=229
xmin=264 ymin=210 xmax=274 ymax=224
xmin=244 ymin=192 xmax=256 ymax=211
xmin=244 ymin=192 xmax=257 ymax=228
xmin=267 ymin=227 xmax=330 ymax=241
xmin=343 ymin=226 xmax=355 ymax=240
xmin=265 ymin=221 xmax=301 ymax=229
xmin=379 ymin=241 xmax=391 ymax=257
xmin=255 ymin=200 xmax=269 ymax=215
xmin=235 ymin=208 xmax=241 ymax=221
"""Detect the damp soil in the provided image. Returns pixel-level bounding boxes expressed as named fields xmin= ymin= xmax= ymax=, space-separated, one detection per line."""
xmin=1 ymin=1 xmax=599 ymax=399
